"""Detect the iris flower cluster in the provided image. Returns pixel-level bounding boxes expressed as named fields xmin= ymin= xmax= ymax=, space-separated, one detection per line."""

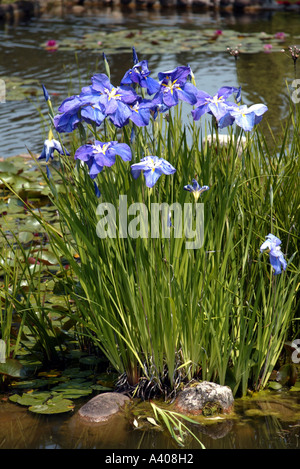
xmin=53 ymin=62 xmax=198 ymax=133
xmin=40 ymin=50 xmax=268 ymax=198
xmin=52 ymin=55 xmax=267 ymax=137
xmin=39 ymin=53 xmax=292 ymax=276
xmin=192 ymin=86 xmax=268 ymax=132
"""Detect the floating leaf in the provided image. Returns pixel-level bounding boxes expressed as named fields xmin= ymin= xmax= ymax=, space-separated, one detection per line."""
xmin=9 ymin=391 xmax=52 ymax=406
xmin=18 ymin=231 xmax=34 ymax=244
xmin=90 ymin=384 xmax=112 ymax=392
xmin=2 ymin=76 xmax=40 ymax=101
xmin=0 ymin=358 xmax=26 ymax=378
xmin=29 ymin=396 xmax=74 ymax=414
xmin=56 ymin=28 xmax=289 ymax=56
xmin=9 ymin=378 xmax=49 ymax=389
xmin=10 ymin=390 xmax=74 ymax=414
xmin=276 ymin=364 xmax=298 ymax=387
xmin=0 ymin=161 xmax=19 ymax=174
xmin=290 ymin=381 xmax=300 ymax=392
xmin=268 ymin=381 xmax=282 ymax=390
xmin=79 ymin=355 xmax=103 ymax=366
xmin=31 ymin=250 xmax=59 ymax=266
xmin=50 ymin=379 xmax=93 ymax=399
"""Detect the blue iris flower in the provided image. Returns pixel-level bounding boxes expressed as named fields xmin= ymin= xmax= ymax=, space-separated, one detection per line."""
xmin=94 ymin=181 xmax=101 ymax=198
xmin=260 ymin=233 xmax=287 ymax=275
xmin=191 ymin=86 xmax=239 ymax=122
xmin=42 ymin=84 xmax=50 ymax=102
xmin=121 ymin=60 xmax=160 ymax=96
xmin=53 ymin=94 xmax=83 ymax=133
xmin=152 ymin=66 xmax=198 ymax=109
xmin=54 ymin=87 xmax=108 ymax=133
xmin=90 ymin=73 xmax=138 ymax=128
xmin=132 ymin=46 xmax=139 ymax=66
xmin=74 ymin=140 xmax=132 ymax=179
xmin=127 ymin=97 xmax=158 ymax=127
xmin=235 ymin=86 xmax=242 ymax=104
xmin=38 ymin=137 xmax=70 ymax=162
xmin=130 ymin=156 xmax=176 ymax=188
xmin=54 ymin=72 xmax=137 ymax=132
xmin=219 ymin=103 xmax=268 ymax=131
xmin=184 ymin=179 xmax=209 ymax=201
xmin=79 ymin=86 xmax=106 ymax=126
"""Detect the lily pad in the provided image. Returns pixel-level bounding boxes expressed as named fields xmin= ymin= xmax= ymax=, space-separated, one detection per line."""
xmin=50 ymin=379 xmax=93 ymax=398
xmin=290 ymin=381 xmax=300 ymax=392
xmin=1 ymin=76 xmax=40 ymax=102
xmin=61 ymin=367 xmax=93 ymax=378
xmin=28 ymin=395 xmax=74 ymax=414
xmin=0 ymin=358 xmax=27 ymax=378
xmin=9 ymin=390 xmax=52 ymax=407
xmin=276 ymin=364 xmax=298 ymax=387
xmin=57 ymin=28 xmax=290 ymax=57
xmin=0 ymin=161 xmax=19 ymax=174
xmin=79 ymin=355 xmax=103 ymax=366
xmin=268 ymin=381 xmax=282 ymax=391
xmin=18 ymin=231 xmax=34 ymax=244
xmin=9 ymin=378 xmax=49 ymax=389
xmin=90 ymin=384 xmax=113 ymax=392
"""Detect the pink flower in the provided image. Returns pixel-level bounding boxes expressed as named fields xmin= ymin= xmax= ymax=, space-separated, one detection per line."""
xmin=45 ymin=40 xmax=58 ymax=51
xmin=211 ymin=30 xmax=223 ymax=40
xmin=263 ymin=44 xmax=273 ymax=53
xmin=274 ymin=32 xmax=286 ymax=41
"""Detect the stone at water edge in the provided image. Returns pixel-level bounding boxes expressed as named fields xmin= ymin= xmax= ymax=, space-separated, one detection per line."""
xmin=174 ymin=381 xmax=234 ymax=415
xmin=78 ymin=392 xmax=130 ymax=423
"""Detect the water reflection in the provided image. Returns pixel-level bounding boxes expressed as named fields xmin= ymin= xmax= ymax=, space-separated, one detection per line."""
xmin=0 ymin=390 xmax=299 ymax=449
xmin=0 ymin=9 xmax=299 ymax=157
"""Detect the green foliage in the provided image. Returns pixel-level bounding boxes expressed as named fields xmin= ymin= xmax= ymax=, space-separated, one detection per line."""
xmin=57 ymin=28 xmax=290 ymax=56
xmin=0 ymin=59 xmax=299 ymax=402
xmin=150 ymin=402 xmax=206 ymax=449
xmin=27 ymin=92 xmax=299 ymax=399
xmin=9 ymin=391 xmax=75 ymax=414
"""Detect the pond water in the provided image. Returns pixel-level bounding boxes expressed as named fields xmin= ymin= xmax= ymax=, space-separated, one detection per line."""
xmin=1 ymin=7 xmax=300 ymax=158
xmin=0 ymin=5 xmax=300 ymax=451
xmin=1 ymin=389 xmax=300 ymax=449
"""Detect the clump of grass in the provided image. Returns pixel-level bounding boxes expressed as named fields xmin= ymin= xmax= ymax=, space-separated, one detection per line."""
xmin=1 ymin=53 xmax=299 ymax=404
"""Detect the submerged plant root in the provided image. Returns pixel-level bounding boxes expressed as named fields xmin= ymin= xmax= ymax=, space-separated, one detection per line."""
xmin=115 ymin=364 xmax=189 ymax=401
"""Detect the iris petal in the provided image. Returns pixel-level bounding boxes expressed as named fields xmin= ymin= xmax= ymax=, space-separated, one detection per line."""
xmin=144 ymin=169 xmax=163 ymax=188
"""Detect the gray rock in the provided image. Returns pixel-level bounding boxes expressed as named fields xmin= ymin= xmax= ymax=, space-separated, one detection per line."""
xmin=175 ymin=381 xmax=234 ymax=415
xmin=78 ymin=392 xmax=130 ymax=423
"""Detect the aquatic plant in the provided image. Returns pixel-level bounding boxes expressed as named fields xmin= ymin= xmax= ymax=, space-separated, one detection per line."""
xmin=150 ymin=402 xmax=206 ymax=449
xmin=1 ymin=49 xmax=299 ymax=405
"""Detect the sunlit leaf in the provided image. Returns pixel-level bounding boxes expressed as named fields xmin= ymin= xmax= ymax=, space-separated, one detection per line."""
xmin=0 ymin=358 xmax=26 ymax=378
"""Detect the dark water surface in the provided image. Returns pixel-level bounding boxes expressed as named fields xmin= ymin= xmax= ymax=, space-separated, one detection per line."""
xmin=0 ymin=6 xmax=300 ymax=450
xmin=0 ymin=8 xmax=300 ymax=157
